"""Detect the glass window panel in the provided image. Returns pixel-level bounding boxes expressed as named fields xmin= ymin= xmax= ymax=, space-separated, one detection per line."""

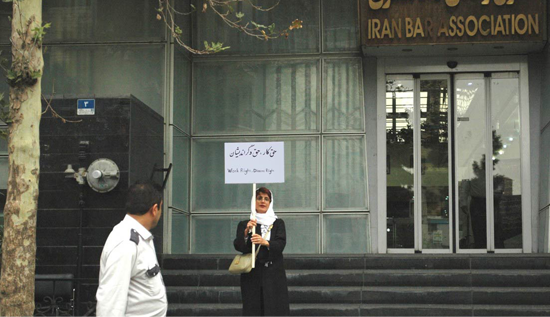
xmin=323 ymin=0 xmax=359 ymax=52
xmin=194 ymin=0 xmax=319 ymax=55
xmin=42 ymin=0 xmax=164 ymax=43
xmin=0 ymin=156 xmax=7 ymax=190
xmin=282 ymin=214 xmax=319 ymax=254
xmin=42 ymin=45 xmax=165 ymax=115
xmin=0 ymin=48 xmax=9 ymax=98
xmin=172 ymin=128 xmax=189 ymax=211
xmin=324 ymin=136 xmax=368 ymax=210
xmin=456 ymin=77 xmax=487 ymax=250
xmin=194 ymin=60 xmax=319 ymax=134
xmin=324 ymin=59 xmax=364 ymax=132
xmin=420 ymin=79 xmax=450 ymax=250
xmin=0 ymin=156 xmax=5 ymax=213
xmin=541 ymin=127 xmax=550 ymax=209
xmin=171 ymin=211 xmax=189 ymax=254
xmin=323 ymin=214 xmax=370 ymax=253
xmin=192 ymin=136 xmax=319 ymax=212
xmin=192 ymin=215 xmax=244 ymax=254
xmin=0 ymin=3 xmax=9 ymax=45
xmin=0 ymin=130 xmax=6 ymax=154
xmin=386 ymin=78 xmax=414 ymax=249
xmin=491 ymin=75 xmax=522 ymax=249
xmin=174 ymin=48 xmax=191 ymax=133
xmin=174 ymin=0 xmax=192 ymax=47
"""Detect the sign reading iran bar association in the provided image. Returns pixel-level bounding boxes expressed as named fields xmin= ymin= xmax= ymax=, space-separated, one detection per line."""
xmin=361 ymin=0 xmax=546 ymax=46
xmin=225 ymin=142 xmax=285 ymax=184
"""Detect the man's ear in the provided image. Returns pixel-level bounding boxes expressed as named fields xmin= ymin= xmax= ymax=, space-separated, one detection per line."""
xmin=149 ymin=203 xmax=159 ymax=217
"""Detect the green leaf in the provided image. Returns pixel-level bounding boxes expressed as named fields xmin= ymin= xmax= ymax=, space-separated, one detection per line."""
xmin=251 ymin=21 xmax=267 ymax=29
xmin=30 ymin=70 xmax=42 ymax=79
xmin=236 ymin=12 xmax=244 ymax=19
xmin=6 ymin=70 xmax=16 ymax=80
xmin=268 ymin=23 xmax=276 ymax=34
xmin=175 ymin=26 xmax=182 ymax=35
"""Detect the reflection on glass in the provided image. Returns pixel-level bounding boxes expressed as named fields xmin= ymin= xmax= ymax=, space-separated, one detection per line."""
xmin=283 ymin=215 xmax=319 ymax=254
xmin=172 ymin=129 xmax=189 ymax=211
xmin=171 ymin=211 xmax=189 ymax=254
xmin=324 ymin=136 xmax=368 ymax=210
xmin=323 ymin=0 xmax=359 ymax=52
xmin=420 ymin=79 xmax=450 ymax=249
xmin=192 ymin=215 xmax=244 ymax=253
xmin=491 ymin=75 xmax=522 ymax=249
xmin=324 ymin=214 xmax=370 ymax=253
xmin=194 ymin=60 xmax=319 ymax=134
xmin=43 ymin=45 xmax=165 ymax=115
xmin=0 ymin=48 xmax=9 ymax=97
xmin=174 ymin=49 xmax=191 ymax=133
xmin=194 ymin=0 xmax=319 ymax=55
xmin=386 ymin=78 xmax=414 ymax=248
xmin=456 ymin=78 xmax=487 ymax=249
xmin=192 ymin=137 xmax=318 ymax=212
xmin=324 ymin=59 xmax=364 ymax=132
xmin=45 ymin=1 xmax=164 ymax=43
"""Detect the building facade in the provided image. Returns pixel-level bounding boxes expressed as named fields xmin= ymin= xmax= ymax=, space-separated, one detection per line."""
xmin=0 ymin=0 xmax=548 ymax=267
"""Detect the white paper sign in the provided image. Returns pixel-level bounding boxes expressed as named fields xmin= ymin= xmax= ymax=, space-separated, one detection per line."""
xmin=225 ymin=142 xmax=285 ymax=184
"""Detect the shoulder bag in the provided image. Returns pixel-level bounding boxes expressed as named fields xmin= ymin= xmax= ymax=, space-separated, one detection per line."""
xmin=228 ymin=225 xmax=272 ymax=274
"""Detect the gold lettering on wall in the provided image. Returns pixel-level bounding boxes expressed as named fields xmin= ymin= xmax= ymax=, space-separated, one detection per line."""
xmin=363 ymin=0 xmax=543 ymax=45
xmin=366 ymin=14 xmax=540 ymax=40
xmin=369 ymin=0 xmax=391 ymax=10
xmin=368 ymin=0 xmax=518 ymax=10
xmin=482 ymin=0 xmax=514 ymax=5
xmin=445 ymin=0 xmax=460 ymax=7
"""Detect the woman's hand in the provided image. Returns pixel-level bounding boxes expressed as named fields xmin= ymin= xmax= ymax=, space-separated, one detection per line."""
xmin=251 ymin=234 xmax=269 ymax=247
xmin=244 ymin=219 xmax=257 ymax=236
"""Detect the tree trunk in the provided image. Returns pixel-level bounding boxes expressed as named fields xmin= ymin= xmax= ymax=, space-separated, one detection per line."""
xmin=0 ymin=0 xmax=43 ymax=316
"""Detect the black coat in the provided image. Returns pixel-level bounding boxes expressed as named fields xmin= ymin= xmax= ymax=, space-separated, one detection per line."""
xmin=234 ymin=218 xmax=290 ymax=316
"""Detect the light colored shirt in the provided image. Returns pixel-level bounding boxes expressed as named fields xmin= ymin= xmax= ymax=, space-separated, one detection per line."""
xmin=96 ymin=215 xmax=167 ymax=317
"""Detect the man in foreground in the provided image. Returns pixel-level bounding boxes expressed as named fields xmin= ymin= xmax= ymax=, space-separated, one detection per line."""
xmin=96 ymin=180 xmax=167 ymax=317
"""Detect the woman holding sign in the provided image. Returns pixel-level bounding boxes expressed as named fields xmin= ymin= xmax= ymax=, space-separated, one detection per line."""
xmin=233 ymin=187 xmax=290 ymax=316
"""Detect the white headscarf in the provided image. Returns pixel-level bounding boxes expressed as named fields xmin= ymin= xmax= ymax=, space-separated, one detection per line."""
xmin=250 ymin=189 xmax=277 ymax=240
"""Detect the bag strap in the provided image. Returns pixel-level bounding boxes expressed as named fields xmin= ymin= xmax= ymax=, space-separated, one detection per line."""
xmin=253 ymin=224 xmax=273 ymax=259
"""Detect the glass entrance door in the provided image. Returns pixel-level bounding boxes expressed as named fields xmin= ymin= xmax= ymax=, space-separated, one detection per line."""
xmin=455 ymin=73 xmax=523 ymax=252
xmin=386 ymin=74 xmax=452 ymax=253
xmin=386 ymin=72 xmax=524 ymax=253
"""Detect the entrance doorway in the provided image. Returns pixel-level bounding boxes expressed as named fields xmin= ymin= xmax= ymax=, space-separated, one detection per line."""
xmin=385 ymin=72 xmax=523 ymax=253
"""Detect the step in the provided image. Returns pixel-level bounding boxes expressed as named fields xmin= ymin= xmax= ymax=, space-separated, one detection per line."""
xmin=168 ymin=285 xmax=550 ymax=305
xmin=166 ymin=286 xmax=362 ymax=304
xmin=362 ymin=286 xmax=550 ymax=305
xmin=162 ymin=268 xmax=550 ymax=287
xmin=471 ymin=270 xmax=550 ymax=287
xmin=162 ymin=254 xmax=550 ymax=271
xmin=162 ymin=269 xmax=365 ymax=287
xmin=167 ymin=303 xmax=550 ymax=316
xmin=167 ymin=303 xmax=361 ymax=316
xmin=358 ymin=304 xmax=550 ymax=317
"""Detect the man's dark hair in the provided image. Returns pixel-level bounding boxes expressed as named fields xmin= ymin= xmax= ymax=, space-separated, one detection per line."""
xmin=126 ymin=180 xmax=163 ymax=215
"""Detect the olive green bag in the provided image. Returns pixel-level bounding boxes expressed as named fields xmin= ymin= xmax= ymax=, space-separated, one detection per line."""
xmin=228 ymin=225 xmax=272 ymax=274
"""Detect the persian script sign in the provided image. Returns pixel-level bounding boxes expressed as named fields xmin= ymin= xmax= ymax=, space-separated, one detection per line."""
xmin=224 ymin=142 xmax=285 ymax=184
xmin=361 ymin=0 xmax=545 ymax=46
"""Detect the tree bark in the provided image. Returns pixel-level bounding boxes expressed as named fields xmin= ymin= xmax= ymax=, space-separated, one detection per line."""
xmin=0 ymin=0 xmax=43 ymax=316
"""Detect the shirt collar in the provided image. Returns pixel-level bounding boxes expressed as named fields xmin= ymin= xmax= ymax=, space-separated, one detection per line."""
xmin=123 ymin=214 xmax=153 ymax=241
